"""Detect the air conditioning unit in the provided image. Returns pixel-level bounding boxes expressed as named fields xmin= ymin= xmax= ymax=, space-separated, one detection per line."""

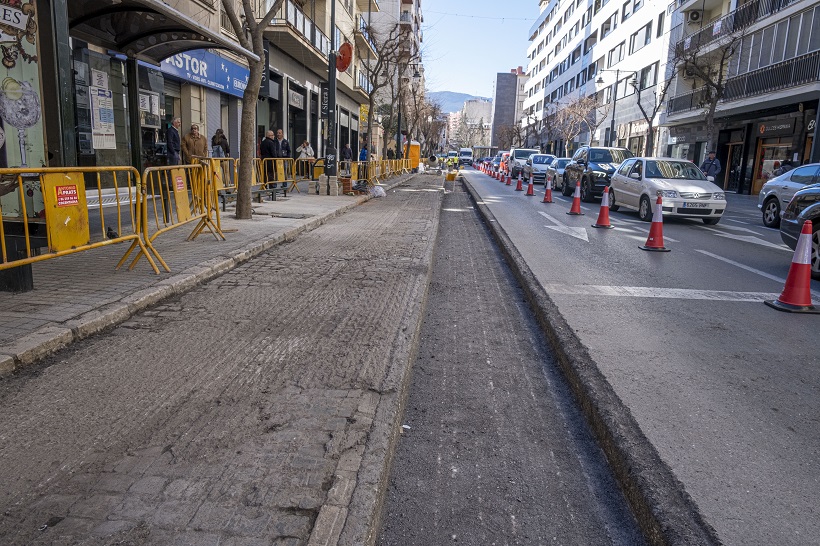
xmin=687 ymin=10 xmax=702 ymax=24
xmin=682 ymin=67 xmax=696 ymax=79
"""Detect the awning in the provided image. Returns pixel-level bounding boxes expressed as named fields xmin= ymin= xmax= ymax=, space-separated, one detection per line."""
xmin=67 ymin=0 xmax=259 ymax=65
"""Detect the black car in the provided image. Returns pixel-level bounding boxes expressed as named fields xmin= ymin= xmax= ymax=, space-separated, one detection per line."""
xmin=563 ymin=146 xmax=633 ymax=202
xmin=780 ymin=184 xmax=820 ymax=280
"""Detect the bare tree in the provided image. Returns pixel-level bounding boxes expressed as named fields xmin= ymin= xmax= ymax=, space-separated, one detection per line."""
xmin=221 ymin=0 xmax=283 ymax=220
xmin=549 ymin=93 xmax=602 ymax=156
xmin=581 ymin=92 xmax=611 ymax=147
xmin=495 ymin=124 xmax=525 ymax=151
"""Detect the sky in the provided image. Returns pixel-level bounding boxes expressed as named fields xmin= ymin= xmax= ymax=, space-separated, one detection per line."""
xmin=421 ymin=0 xmax=538 ymax=98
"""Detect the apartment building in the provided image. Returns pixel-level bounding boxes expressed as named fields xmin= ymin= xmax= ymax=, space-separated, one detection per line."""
xmin=523 ymin=0 xmax=673 ymax=157
xmin=663 ymin=0 xmax=820 ymax=194
xmin=491 ymin=68 xmax=528 ymax=148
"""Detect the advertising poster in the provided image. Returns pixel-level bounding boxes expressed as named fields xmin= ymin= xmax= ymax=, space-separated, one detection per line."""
xmin=90 ymin=86 xmax=116 ymax=150
xmin=0 ymin=0 xmax=45 ymax=218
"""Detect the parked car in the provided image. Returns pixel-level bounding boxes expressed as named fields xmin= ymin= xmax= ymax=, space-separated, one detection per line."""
xmin=563 ymin=146 xmax=633 ymax=201
xmin=546 ymin=158 xmax=571 ymax=192
xmin=491 ymin=151 xmax=507 ymax=172
xmin=758 ymin=163 xmax=820 ymax=228
xmin=458 ymin=147 xmax=473 ymax=166
xmin=523 ymin=154 xmax=556 ymax=183
xmin=508 ymin=148 xmax=541 ymax=179
xmin=608 ymin=158 xmax=727 ymax=224
xmin=780 ymin=185 xmax=820 ymax=279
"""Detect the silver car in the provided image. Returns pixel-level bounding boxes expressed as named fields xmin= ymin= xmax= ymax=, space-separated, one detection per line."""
xmin=757 ymin=163 xmax=820 ymax=228
xmin=546 ymin=158 xmax=571 ymax=192
xmin=523 ymin=154 xmax=555 ymax=183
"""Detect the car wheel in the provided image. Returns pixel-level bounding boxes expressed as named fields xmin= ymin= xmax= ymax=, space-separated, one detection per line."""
xmin=811 ymin=223 xmax=820 ymax=280
xmin=609 ymin=189 xmax=620 ymax=212
xmin=638 ymin=195 xmax=652 ymax=222
xmin=561 ymin=176 xmax=573 ymax=196
xmin=702 ymin=217 xmax=721 ymax=225
xmin=762 ymin=198 xmax=781 ymax=228
xmin=580 ymin=178 xmax=595 ymax=202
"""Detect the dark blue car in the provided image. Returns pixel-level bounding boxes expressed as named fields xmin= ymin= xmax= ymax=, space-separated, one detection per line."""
xmin=780 ymin=184 xmax=820 ymax=280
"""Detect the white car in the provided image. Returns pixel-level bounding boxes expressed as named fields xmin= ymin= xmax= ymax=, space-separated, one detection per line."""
xmin=757 ymin=163 xmax=820 ymax=228
xmin=608 ymin=158 xmax=727 ymax=225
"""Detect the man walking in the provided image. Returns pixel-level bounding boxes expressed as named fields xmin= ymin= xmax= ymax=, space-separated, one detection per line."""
xmin=700 ymin=150 xmax=722 ymax=179
xmin=181 ymin=124 xmax=207 ymax=164
xmin=167 ymin=117 xmax=181 ymax=165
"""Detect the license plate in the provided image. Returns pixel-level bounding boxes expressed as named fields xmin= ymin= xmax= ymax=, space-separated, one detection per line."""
xmin=682 ymin=202 xmax=708 ymax=208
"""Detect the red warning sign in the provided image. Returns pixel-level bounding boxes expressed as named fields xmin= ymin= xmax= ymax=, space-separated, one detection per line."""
xmin=176 ymin=175 xmax=185 ymax=191
xmin=55 ymin=185 xmax=80 ymax=207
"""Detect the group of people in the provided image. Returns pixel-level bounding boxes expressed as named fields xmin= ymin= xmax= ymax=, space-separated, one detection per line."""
xmin=165 ymin=117 xmax=232 ymax=166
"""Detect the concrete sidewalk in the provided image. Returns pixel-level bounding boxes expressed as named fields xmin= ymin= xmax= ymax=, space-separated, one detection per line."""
xmin=0 ymin=177 xmax=410 ymax=374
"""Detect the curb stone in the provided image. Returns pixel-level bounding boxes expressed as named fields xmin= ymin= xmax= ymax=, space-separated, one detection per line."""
xmin=0 ymin=177 xmax=409 ymax=377
xmin=461 ymin=176 xmax=722 ymax=546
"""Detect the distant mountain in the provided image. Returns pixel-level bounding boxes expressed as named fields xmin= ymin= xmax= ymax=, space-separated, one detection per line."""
xmin=428 ymin=91 xmax=491 ymax=114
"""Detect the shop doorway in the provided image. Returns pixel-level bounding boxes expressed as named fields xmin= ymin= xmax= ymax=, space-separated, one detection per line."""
xmin=723 ymin=143 xmax=744 ymax=192
xmin=804 ymin=135 xmax=813 ymax=163
xmin=752 ymin=137 xmax=792 ymax=194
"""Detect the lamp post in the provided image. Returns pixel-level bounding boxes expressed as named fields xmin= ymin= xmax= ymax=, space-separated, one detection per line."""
xmin=596 ymin=69 xmax=637 ymax=147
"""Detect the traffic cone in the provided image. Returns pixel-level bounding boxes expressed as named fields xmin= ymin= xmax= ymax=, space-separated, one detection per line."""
xmin=542 ymin=176 xmax=553 ymax=203
xmin=592 ymin=186 xmax=614 ymax=229
xmin=506 ymin=173 xmax=512 ymax=186
xmin=567 ymin=181 xmax=584 ymax=215
xmin=765 ymin=221 xmax=820 ymax=313
xmin=515 ymin=174 xmax=523 ymax=191
xmin=526 ymin=175 xmax=535 ymax=196
xmin=639 ymin=196 xmax=670 ymax=252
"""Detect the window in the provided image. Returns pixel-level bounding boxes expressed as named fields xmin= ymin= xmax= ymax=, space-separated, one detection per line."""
xmin=622 ymin=1 xmax=631 ymax=21
xmin=633 ymin=0 xmax=643 ymax=13
xmin=618 ymin=159 xmax=635 ymax=175
xmin=657 ymin=12 xmax=665 ymax=37
xmin=608 ymin=41 xmax=625 ymax=67
xmin=790 ymin=166 xmax=820 ymax=184
xmin=629 ymin=23 xmax=652 ymax=54
xmin=639 ymin=62 xmax=658 ymax=89
xmin=584 ymin=31 xmax=598 ymax=53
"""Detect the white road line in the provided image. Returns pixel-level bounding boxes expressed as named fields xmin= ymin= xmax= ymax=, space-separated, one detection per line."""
xmin=724 ymin=218 xmax=753 ymax=225
xmin=627 ymin=225 xmax=680 ymax=243
xmin=695 ymin=249 xmax=820 ymax=298
xmin=542 ymin=283 xmax=779 ymax=302
xmin=701 ymin=228 xmax=790 ymax=251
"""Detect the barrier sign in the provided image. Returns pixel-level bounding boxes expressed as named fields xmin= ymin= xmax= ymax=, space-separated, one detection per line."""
xmin=55 ymin=185 xmax=80 ymax=207
xmin=42 ymin=173 xmax=89 ymax=252
xmin=175 ymin=175 xmax=185 ymax=191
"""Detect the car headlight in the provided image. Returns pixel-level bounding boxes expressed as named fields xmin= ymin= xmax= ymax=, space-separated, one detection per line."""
xmin=592 ymin=170 xmax=608 ymax=178
xmin=713 ymin=192 xmax=725 ymax=200
xmin=657 ymin=190 xmax=678 ymax=198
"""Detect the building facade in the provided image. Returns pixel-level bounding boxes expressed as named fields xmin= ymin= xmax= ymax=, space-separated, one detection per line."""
xmin=491 ymin=68 xmax=527 ymax=148
xmin=663 ymin=0 xmax=820 ymax=194
xmin=523 ymin=0 xmax=673 ymax=157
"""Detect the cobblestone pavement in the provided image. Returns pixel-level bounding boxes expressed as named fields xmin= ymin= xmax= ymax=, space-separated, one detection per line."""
xmin=0 ymin=175 xmax=440 ymax=544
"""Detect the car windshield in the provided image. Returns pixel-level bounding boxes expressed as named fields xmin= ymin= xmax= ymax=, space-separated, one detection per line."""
xmin=556 ymin=159 xmax=570 ymax=168
xmin=532 ymin=155 xmax=552 ymax=164
xmin=460 ymin=151 xmax=471 ymax=156
xmin=645 ymin=160 xmax=706 ymax=180
xmin=589 ymin=149 xmax=632 ymax=163
xmin=514 ymin=149 xmax=539 ymax=159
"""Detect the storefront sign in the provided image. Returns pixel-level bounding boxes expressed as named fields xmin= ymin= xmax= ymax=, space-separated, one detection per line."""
xmin=55 ymin=185 xmax=80 ymax=207
xmin=631 ymin=120 xmax=649 ymax=135
xmin=320 ymin=83 xmax=329 ymax=117
xmin=157 ymin=50 xmax=249 ymax=98
xmin=757 ymin=119 xmax=794 ymax=137
xmin=360 ymin=104 xmax=369 ymax=125
xmin=288 ymin=89 xmax=304 ymax=109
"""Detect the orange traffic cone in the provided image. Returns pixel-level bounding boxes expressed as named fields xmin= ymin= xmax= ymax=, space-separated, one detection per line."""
xmin=592 ymin=187 xmax=614 ymax=229
xmin=567 ymin=181 xmax=584 ymax=215
xmin=526 ymin=175 xmax=535 ymax=196
xmin=515 ymin=174 xmax=524 ymax=191
xmin=639 ymin=196 xmax=670 ymax=252
xmin=506 ymin=173 xmax=512 ymax=186
xmin=765 ymin=221 xmax=819 ymax=313
xmin=542 ymin=176 xmax=553 ymax=203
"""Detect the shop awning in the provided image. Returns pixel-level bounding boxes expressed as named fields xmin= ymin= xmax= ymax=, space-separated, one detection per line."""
xmin=67 ymin=0 xmax=259 ymax=65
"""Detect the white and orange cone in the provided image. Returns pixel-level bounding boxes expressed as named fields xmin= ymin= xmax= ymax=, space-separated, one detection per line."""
xmin=765 ymin=220 xmax=819 ymax=313
xmin=506 ymin=173 xmax=512 ymax=186
xmin=525 ymin=174 xmax=535 ymax=196
xmin=515 ymin=173 xmax=524 ymax=191
xmin=567 ymin=181 xmax=584 ymax=215
xmin=542 ymin=176 xmax=553 ymax=203
xmin=592 ymin=186 xmax=614 ymax=229
xmin=639 ymin=195 xmax=670 ymax=252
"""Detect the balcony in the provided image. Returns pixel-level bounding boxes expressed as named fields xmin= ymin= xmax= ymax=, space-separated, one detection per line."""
xmin=676 ymin=0 xmax=800 ymax=54
xmin=356 ymin=14 xmax=377 ymax=55
xmin=356 ymin=0 xmax=380 ymax=12
xmin=264 ymin=0 xmax=330 ymax=74
xmin=667 ymin=50 xmax=820 ymax=115
xmin=399 ymin=11 xmax=412 ymax=25
xmin=354 ymin=65 xmax=373 ymax=94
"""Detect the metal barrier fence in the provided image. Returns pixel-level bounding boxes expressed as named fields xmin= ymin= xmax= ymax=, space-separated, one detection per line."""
xmin=256 ymin=158 xmax=296 ymax=193
xmin=0 ymin=166 xmax=161 ymax=274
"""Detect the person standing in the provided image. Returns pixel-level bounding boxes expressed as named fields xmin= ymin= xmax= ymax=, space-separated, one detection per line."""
xmin=296 ymin=139 xmax=314 ymax=159
xmin=167 ymin=117 xmax=181 ymax=165
xmin=211 ymin=129 xmax=230 ymax=158
xmin=181 ymin=124 xmax=207 ymax=164
xmin=273 ymin=128 xmax=291 ymax=159
xmin=260 ymin=130 xmax=277 ymax=184
xmin=700 ymin=150 xmax=722 ymax=179
xmin=386 ymin=148 xmax=395 ymax=161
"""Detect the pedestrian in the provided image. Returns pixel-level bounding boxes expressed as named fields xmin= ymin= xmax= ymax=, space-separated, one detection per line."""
xmin=181 ymin=124 xmax=207 ymax=164
xmin=296 ymin=139 xmax=314 ymax=159
xmin=386 ymin=148 xmax=395 ymax=161
xmin=359 ymin=145 xmax=369 ymax=184
xmin=166 ymin=117 xmax=181 ymax=165
xmin=211 ymin=129 xmax=230 ymax=158
xmin=273 ymin=128 xmax=291 ymax=158
xmin=359 ymin=145 xmax=368 ymax=162
xmin=260 ymin=130 xmax=276 ymax=184
xmin=700 ymin=150 xmax=722 ymax=179
xmin=342 ymin=143 xmax=353 ymax=175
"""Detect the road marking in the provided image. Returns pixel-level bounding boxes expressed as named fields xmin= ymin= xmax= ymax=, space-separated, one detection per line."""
xmin=701 ymin=228 xmax=790 ymax=251
xmin=542 ymin=283 xmax=780 ymax=302
xmin=724 ymin=218 xmax=753 ymax=225
xmin=628 ymin=225 xmax=680 ymax=243
xmin=538 ymin=211 xmax=589 ymax=242
xmin=719 ymin=224 xmax=765 ymax=235
xmin=695 ymin=250 xmax=820 ymax=298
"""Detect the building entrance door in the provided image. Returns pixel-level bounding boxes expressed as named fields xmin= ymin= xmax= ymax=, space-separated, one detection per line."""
xmin=752 ymin=138 xmax=792 ymax=194
xmin=723 ymin=143 xmax=744 ymax=192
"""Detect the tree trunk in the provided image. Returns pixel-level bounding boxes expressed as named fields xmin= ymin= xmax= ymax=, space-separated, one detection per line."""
xmin=645 ymin=124 xmax=654 ymax=156
xmin=235 ymin=59 xmax=265 ymax=219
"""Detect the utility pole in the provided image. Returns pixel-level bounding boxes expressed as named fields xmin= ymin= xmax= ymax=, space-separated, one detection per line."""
xmin=326 ymin=0 xmax=337 ymax=180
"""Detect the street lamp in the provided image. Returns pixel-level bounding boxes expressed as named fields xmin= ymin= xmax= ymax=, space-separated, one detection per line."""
xmin=596 ymin=69 xmax=637 ymax=147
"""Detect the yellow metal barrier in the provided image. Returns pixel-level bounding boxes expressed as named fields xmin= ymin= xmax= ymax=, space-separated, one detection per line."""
xmin=123 ymin=164 xmax=224 ymax=272
xmin=199 ymin=157 xmax=237 ymax=232
xmin=293 ymin=158 xmax=315 ymax=185
xmin=0 ymin=166 xmax=160 ymax=274
xmin=256 ymin=158 xmax=296 ymax=194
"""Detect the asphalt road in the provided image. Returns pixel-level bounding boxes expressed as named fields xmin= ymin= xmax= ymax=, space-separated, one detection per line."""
xmin=378 ymin=178 xmax=646 ymax=545
xmin=462 ymin=168 xmax=820 ymax=546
